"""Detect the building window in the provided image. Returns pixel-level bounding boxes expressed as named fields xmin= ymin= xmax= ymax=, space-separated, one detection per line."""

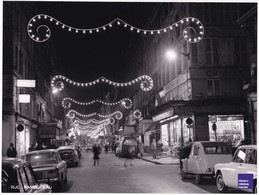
xmin=203 ymin=4 xmax=217 ymax=23
xmin=219 ymin=39 xmax=234 ymax=66
xmin=207 ymin=79 xmax=221 ymax=97
xmin=14 ymin=46 xmax=18 ymax=68
xmin=205 ymin=38 xmax=219 ymax=66
xmin=235 ymin=38 xmax=247 ymax=66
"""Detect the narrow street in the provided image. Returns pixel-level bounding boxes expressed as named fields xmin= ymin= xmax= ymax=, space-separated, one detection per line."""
xmin=59 ymin=149 xmax=220 ymax=193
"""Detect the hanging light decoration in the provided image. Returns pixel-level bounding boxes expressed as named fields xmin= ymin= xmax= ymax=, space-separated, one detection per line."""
xmin=133 ymin=109 xmax=142 ymax=119
xmin=73 ymin=117 xmax=113 ymax=127
xmin=51 ymin=75 xmax=153 ymax=92
xmin=62 ymin=97 xmax=132 ymax=109
xmin=67 ymin=110 xmax=123 ymax=120
xmin=73 ymin=117 xmax=113 ymax=125
xmin=27 ymin=14 xmax=204 ymax=43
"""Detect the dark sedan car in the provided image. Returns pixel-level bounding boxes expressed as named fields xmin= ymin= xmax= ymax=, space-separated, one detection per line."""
xmin=57 ymin=146 xmax=79 ymax=167
xmin=2 ymin=157 xmax=52 ymax=193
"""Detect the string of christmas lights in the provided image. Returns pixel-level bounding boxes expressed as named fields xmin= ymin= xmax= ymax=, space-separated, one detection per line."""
xmin=62 ymin=97 xmax=132 ymax=109
xmin=73 ymin=117 xmax=115 ymax=125
xmin=67 ymin=110 xmax=123 ymax=120
xmin=27 ymin=14 xmax=204 ymax=43
xmin=51 ymin=75 xmax=153 ymax=92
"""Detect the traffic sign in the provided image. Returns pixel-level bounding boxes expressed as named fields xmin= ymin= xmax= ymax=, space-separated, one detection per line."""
xmin=186 ymin=117 xmax=193 ymax=125
xmin=212 ymin=123 xmax=217 ymax=131
xmin=17 ymin=124 xmax=25 ymax=132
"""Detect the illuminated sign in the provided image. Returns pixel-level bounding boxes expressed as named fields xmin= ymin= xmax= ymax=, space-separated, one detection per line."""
xmin=19 ymin=95 xmax=30 ymax=103
xmin=17 ymin=80 xmax=36 ymax=87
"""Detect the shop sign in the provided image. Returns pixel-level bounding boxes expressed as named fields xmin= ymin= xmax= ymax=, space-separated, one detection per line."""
xmin=19 ymin=94 xmax=30 ymax=103
xmin=153 ymin=109 xmax=174 ymax=122
xmin=17 ymin=79 xmax=35 ymax=87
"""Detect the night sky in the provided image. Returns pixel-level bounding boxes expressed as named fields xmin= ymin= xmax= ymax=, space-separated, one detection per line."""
xmin=33 ymin=2 xmax=157 ymax=80
xmin=23 ymin=1 xmax=162 ymax=113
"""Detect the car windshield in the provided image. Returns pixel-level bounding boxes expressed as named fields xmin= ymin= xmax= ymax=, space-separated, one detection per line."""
xmin=26 ymin=152 xmax=57 ymax=164
xmin=59 ymin=149 xmax=75 ymax=159
xmin=202 ymin=143 xmax=231 ymax=154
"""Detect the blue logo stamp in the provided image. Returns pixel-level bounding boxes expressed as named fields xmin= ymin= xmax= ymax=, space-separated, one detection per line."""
xmin=238 ymin=174 xmax=253 ymax=190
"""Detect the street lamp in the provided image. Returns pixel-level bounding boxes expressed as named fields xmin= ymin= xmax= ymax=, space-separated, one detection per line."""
xmin=165 ymin=49 xmax=190 ymax=61
xmin=52 ymin=88 xmax=58 ymax=94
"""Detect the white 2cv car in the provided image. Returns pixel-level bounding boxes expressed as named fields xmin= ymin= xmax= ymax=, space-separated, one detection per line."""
xmin=180 ymin=141 xmax=232 ymax=184
xmin=215 ymin=145 xmax=257 ymax=193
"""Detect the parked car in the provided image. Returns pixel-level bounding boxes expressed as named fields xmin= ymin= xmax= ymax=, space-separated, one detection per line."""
xmin=25 ymin=149 xmax=67 ymax=189
xmin=86 ymin=145 xmax=93 ymax=152
xmin=215 ymin=145 xmax=257 ymax=193
xmin=120 ymin=137 xmax=138 ymax=158
xmin=57 ymin=146 xmax=79 ymax=167
xmin=231 ymin=139 xmax=251 ymax=155
xmin=180 ymin=141 xmax=232 ymax=184
xmin=2 ymin=157 xmax=52 ymax=193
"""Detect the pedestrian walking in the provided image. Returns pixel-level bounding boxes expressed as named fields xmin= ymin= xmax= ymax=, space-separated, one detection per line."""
xmin=92 ymin=144 xmax=100 ymax=166
xmin=150 ymin=139 xmax=157 ymax=159
xmin=104 ymin=144 xmax=109 ymax=153
xmin=123 ymin=146 xmax=135 ymax=167
xmin=6 ymin=143 xmax=17 ymax=157
xmin=138 ymin=142 xmax=144 ymax=157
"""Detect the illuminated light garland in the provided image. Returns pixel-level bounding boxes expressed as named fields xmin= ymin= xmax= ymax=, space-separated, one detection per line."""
xmin=62 ymin=97 xmax=132 ymax=109
xmin=73 ymin=117 xmax=114 ymax=127
xmin=27 ymin=14 xmax=204 ymax=43
xmin=73 ymin=117 xmax=113 ymax=125
xmin=67 ymin=110 xmax=123 ymax=120
xmin=51 ymin=75 xmax=153 ymax=92
xmin=133 ymin=109 xmax=142 ymax=119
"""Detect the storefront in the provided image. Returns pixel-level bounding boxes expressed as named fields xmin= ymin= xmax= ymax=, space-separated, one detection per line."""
xmin=38 ymin=122 xmax=63 ymax=147
xmin=208 ymin=114 xmax=245 ymax=146
xmin=14 ymin=114 xmax=39 ymax=158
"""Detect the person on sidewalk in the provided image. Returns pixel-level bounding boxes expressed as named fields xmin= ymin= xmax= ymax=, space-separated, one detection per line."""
xmin=138 ymin=142 xmax=144 ymax=157
xmin=6 ymin=143 xmax=17 ymax=158
xmin=92 ymin=144 xmax=100 ymax=166
xmin=150 ymin=139 xmax=157 ymax=159
xmin=123 ymin=146 xmax=135 ymax=167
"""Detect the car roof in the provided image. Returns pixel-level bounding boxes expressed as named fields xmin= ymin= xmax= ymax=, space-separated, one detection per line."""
xmin=56 ymin=146 xmax=75 ymax=150
xmin=195 ymin=141 xmax=228 ymax=145
xmin=238 ymin=145 xmax=257 ymax=149
xmin=2 ymin=157 xmax=29 ymax=168
xmin=26 ymin=149 xmax=57 ymax=155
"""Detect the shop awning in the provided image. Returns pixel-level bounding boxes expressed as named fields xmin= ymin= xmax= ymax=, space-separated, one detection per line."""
xmin=144 ymin=122 xmax=159 ymax=133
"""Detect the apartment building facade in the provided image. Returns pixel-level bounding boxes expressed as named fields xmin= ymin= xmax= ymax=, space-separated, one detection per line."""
xmin=119 ymin=3 xmax=256 ymax=152
xmin=3 ymin=2 xmax=66 ymax=157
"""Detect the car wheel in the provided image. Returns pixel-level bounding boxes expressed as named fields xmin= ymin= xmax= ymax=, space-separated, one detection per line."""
xmin=216 ymin=172 xmax=228 ymax=193
xmin=195 ymin=174 xmax=202 ymax=184
xmin=253 ymin=181 xmax=257 ymax=193
xmin=64 ymin=176 xmax=67 ymax=185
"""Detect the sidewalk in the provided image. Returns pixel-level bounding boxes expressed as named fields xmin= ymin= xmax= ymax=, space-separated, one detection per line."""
xmin=136 ymin=152 xmax=180 ymax=165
